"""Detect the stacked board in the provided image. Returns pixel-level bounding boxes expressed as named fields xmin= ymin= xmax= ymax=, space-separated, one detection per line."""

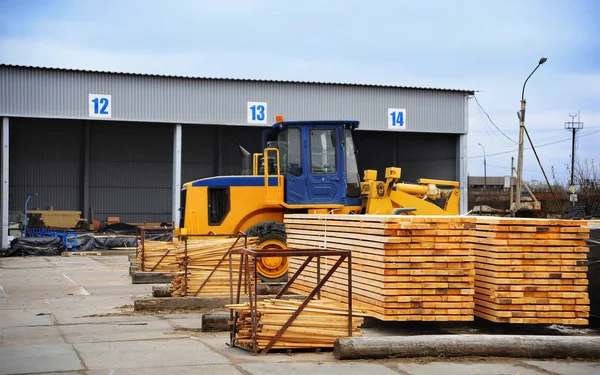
xmin=283 ymin=214 xmax=476 ymax=321
xmin=28 ymin=210 xmax=82 ymax=229
xmin=227 ymin=298 xmax=363 ymax=350
xmin=169 ymin=237 xmax=258 ymax=297
xmin=471 ymin=217 xmax=590 ymax=325
xmin=137 ymin=240 xmax=183 ymax=272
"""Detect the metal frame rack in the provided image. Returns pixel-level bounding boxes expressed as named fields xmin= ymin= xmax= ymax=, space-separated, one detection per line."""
xmin=228 ymin=247 xmax=352 ymax=355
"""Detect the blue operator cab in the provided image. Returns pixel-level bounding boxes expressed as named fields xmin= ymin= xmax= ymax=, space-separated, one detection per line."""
xmin=261 ymin=120 xmax=362 ymax=208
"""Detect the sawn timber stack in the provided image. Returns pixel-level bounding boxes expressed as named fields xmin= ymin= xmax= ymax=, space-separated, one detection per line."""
xmin=136 ymin=240 xmax=182 ymax=273
xmin=471 ymin=217 xmax=590 ymax=325
xmin=227 ymin=299 xmax=364 ymax=350
xmin=284 ymin=214 xmax=476 ymax=321
xmin=168 ymin=237 xmax=258 ymax=297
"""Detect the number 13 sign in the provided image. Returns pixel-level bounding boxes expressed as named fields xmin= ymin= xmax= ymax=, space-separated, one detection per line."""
xmin=89 ymin=94 xmax=112 ymax=118
xmin=247 ymin=102 xmax=267 ymax=124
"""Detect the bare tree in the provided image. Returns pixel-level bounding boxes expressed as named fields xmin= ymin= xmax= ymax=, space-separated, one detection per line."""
xmin=573 ymin=159 xmax=600 ymax=217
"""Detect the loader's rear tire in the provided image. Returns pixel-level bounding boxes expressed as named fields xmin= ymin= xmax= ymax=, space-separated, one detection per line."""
xmin=247 ymin=222 xmax=289 ymax=281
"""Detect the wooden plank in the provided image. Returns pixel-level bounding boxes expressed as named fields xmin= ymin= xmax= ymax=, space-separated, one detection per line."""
xmin=474 ymin=256 xmax=588 ymax=267
xmin=473 ymin=250 xmax=587 ymax=260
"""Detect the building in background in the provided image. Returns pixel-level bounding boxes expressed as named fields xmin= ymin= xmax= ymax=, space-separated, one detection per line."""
xmin=0 ymin=65 xmax=473 ymax=248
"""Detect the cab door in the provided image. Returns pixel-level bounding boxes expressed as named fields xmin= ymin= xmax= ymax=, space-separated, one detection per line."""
xmin=306 ymin=128 xmax=345 ymax=204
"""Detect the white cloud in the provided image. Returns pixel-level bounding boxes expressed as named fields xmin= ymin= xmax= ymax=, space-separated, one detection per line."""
xmin=1 ymin=0 xmax=598 ymax=184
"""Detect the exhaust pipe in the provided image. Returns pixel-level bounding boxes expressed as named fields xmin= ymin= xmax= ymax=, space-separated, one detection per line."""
xmin=239 ymin=146 xmax=251 ymax=175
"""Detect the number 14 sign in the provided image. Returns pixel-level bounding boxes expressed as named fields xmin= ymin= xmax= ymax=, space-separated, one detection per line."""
xmin=388 ymin=108 xmax=406 ymax=130
xmin=89 ymin=94 xmax=112 ymax=118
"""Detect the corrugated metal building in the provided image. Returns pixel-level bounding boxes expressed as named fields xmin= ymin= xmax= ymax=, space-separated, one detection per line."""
xmin=0 ymin=64 xmax=473 ymax=248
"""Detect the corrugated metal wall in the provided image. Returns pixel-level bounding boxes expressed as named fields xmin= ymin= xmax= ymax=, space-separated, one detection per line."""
xmin=220 ymin=126 xmax=265 ymax=175
xmin=181 ymin=125 xmax=217 ymax=184
xmin=0 ymin=66 xmax=469 ymax=134
xmin=9 ymin=118 xmax=83 ymax=213
xmin=3 ymin=65 xmax=467 ymax=224
xmin=89 ymin=121 xmax=173 ymax=224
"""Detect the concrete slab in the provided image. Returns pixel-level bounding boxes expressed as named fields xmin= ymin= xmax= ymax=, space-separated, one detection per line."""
xmin=394 ymin=362 xmax=544 ymax=375
xmin=167 ymin=316 xmax=204 ymax=331
xmin=59 ymin=319 xmax=188 ymax=343
xmin=0 ymin=296 xmax=53 ymax=310
xmin=159 ymin=312 xmax=201 ymax=319
xmin=75 ymin=338 xmax=230 ymax=370
xmin=524 ymin=360 xmax=600 ymax=375
xmin=200 ymin=335 xmax=338 ymax=363
xmin=0 ymin=309 xmax=54 ymax=327
xmin=239 ymin=362 xmax=399 ymax=375
xmin=83 ymin=284 xmax=154 ymax=296
xmin=86 ymin=364 xmax=244 ymax=375
xmin=0 ymin=344 xmax=83 ymax=374
xmin=53 ymin=310 xmax=162 ymax=325
xmin=0 ymin=325 xmax=64 ymax=347
xmin=131 ymin=272 xmax=174 ymax=284
xmin=134 ymin=294 xmax=303 ymax=311
xmin=0 ymin=259 xmax=53 ymax=269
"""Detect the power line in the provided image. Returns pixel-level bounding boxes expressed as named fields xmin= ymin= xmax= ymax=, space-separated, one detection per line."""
xmin=472 ymin=95 xmax=517 ymax=144
xmin=469 ymin=128 xmax=600 ymax=159
xmin=470 ymin=126 xmax=600 ymax=134
xmin=486 ymin=163 xmax=544 ymax=173
xmin=475 ymin=101 xmax=513 ymax=148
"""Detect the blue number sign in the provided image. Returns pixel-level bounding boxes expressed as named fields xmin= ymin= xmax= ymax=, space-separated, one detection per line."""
xmin=89 ymin=94 xmax=112 ymax=118
xmin=248 ymin=102 xmax=267 ymax=124
xmin=388 ymin=108 xmax=406 ymax=130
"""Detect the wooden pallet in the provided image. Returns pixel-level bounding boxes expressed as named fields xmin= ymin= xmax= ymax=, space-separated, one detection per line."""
xmin=284 ymin=214 xmax=475 ymax=321
xmin=61 ymin=251 xmax=102 ymax=257
xmin=471 ymin=217 xmax=590 ymax=325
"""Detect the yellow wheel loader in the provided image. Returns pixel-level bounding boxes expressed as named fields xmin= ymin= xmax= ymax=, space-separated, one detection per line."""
xmin=179 ymin=118 xmax=460 ymax=279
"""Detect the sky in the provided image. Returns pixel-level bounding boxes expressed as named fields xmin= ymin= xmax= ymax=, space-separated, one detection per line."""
xmin=0 ymin=0 xmax=599 ymax=185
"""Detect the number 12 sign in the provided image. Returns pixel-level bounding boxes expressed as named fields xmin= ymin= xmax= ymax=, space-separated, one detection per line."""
xmin=388 ymin=108 xmax=406 ymax=130
xmin=89 ymin=94 xmax=112 ymax=118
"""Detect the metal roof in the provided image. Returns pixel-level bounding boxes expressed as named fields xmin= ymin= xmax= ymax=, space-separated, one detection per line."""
xmin=0 ymin=64 xmax=475 ymax=94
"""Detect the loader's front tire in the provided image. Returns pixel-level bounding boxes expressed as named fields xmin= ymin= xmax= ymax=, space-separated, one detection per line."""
xmin=256 ymin=232 xmax=289 ymax=281
xmin=247 ymin=222 xmax=289 ymax=281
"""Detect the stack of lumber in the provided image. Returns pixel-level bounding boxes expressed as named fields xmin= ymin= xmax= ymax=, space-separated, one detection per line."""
xmin=169 ymin=237 xmax=258 ymax=297
xmin=28 ymin=209 xmax=82 ymax=229
xmin=471 ymin=217 xmax=590 ymax=325
xmin=227 ymin=298 xmax=363 ymax=350
xmin=283 ymin=214 xmax=476 ymax=321
xmin=137 ymin=240 xmax=183 ymax=272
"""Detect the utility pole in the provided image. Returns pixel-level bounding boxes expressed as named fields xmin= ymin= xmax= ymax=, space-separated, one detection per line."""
xmin=509 ymin=157 xmax=514 ymax=212
xmin=564 ymin=111 xmax=583 ymax=188
xmin=478 ymin=143 xmax=487 ymax=206
xmin=514 ymin=57 xmax=547 ymax=216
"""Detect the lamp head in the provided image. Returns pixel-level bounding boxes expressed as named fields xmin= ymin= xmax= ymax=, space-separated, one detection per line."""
xmin=538 ymin=57 xmax=547 ymax=65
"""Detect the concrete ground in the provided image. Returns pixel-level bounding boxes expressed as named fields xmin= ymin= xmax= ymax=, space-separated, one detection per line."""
xmin=0 ymin=255 xmax=599 ymax=375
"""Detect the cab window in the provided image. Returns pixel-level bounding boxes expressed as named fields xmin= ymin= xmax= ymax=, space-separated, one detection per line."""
xmin=277 ymin=128 xmax=302 ymax=176
xmin=310 ymin=129 xmax=337 ymax=174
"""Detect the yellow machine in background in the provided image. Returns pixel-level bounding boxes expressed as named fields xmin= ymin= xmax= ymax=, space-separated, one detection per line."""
xmin=361 ymin=167 xmax=460 ymax=216
xmin=179 ymin=119 xmax=461 ymax=279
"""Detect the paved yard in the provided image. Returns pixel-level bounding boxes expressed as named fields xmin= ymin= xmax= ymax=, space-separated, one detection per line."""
xmin=0 ymin=255 xmax=599 ymax=375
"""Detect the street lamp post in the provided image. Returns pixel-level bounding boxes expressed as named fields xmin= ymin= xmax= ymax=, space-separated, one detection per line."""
xmin=514 ymin=57 xmax=547 ymax=216
xmin=478 ymin=143 xmax=487 ymax=206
